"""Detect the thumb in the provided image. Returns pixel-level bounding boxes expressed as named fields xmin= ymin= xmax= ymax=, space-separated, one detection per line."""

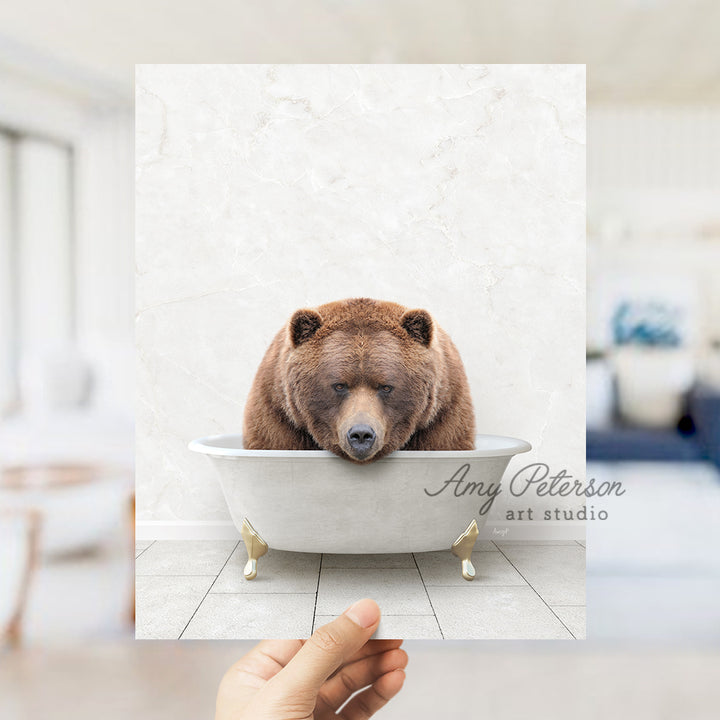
xmin=269 ymin=599 xmax=381 ymax=698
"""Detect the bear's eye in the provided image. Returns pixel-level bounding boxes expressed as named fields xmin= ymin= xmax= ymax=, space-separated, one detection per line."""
xmin=333 ymin=383 xmax=347 ymax=393
xmin=379 ymin=385 xmax=394 ymax=394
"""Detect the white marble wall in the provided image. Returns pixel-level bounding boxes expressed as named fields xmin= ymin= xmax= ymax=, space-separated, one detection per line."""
xmin=136 ymin=64 xmax=585 ymax=531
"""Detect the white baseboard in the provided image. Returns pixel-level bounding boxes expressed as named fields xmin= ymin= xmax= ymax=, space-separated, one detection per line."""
xmin=136 ymin=521 xmax=240 ymax=541
xmin=136 ymin=520 xmax=585 ymax=543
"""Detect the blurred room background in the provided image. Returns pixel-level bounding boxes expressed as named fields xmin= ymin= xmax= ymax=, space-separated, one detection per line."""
xmin=1 ymin=24 xmax=134 ymax=646
xmin=1 ymin=0 xmax=719 ymax=717
xmin=586 ymin=106 xmax=720 ymax=640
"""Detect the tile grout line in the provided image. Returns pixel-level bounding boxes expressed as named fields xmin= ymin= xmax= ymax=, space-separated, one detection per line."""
xmin=177 ymin=540 xmax=240 ymax=639
xmin=494 ymin=544 xmax=579 ymax=639
xmin=310 ymin=566 xmax=421 ymax=571
xmin=493 ymin=542 xmax=583 ymax=547
xmin=311 ymin=553 xmax=323 ymax=633
xmin=314 ymin=614 xmax=438 ymax=617
xmin=206 ymin=584 xmax=535 ymax=594
xmin=137 ymin=574 xmax=240 ymax=577
xmin=412 ymin=553 xmax=444 ymax=640
xmin=134 ymin=540 xmax=155 ymax=560
xmin=404 ymin=583 xmax=538 ymax=590
xmin=196 ymin=592 xmax=318 ymax=595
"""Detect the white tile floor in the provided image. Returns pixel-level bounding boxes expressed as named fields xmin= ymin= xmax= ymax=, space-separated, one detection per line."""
xmin=135 ymin=540 xmax=586 ymax=639
xmin=587 ymin=460 xmax=720 ymax=642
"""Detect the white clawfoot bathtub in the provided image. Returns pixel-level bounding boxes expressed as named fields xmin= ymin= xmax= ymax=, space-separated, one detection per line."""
xmin=189 ymin=434 xmax=531 ymax=580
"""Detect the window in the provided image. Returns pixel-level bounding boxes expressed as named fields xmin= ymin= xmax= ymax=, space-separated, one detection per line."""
xmin=0 ymin=128 xmax=75 ymax=416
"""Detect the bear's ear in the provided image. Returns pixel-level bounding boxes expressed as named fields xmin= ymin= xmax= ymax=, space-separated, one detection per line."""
xmin=289 ymin=309 xmax=323 ymax=347
xmin=400 ymin=309 xmax=433 ymax=347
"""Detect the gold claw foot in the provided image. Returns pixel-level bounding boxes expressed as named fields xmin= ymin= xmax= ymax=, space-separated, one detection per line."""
xmin=451 ymin=519 xmax=480 ymax=581
xmin=240 ymin=518 xmax=268 ymax=581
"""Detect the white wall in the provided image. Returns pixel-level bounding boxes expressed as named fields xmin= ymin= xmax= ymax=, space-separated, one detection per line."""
xmin=136 ymin=64 xmax=586 ymax=538
xmin=0 ymin=135 xmax=15 ymax=413
xmin=74 ymin=109 xmax=135 ymax=415
xmin=588 ymin=105 xmax=720 ymax=365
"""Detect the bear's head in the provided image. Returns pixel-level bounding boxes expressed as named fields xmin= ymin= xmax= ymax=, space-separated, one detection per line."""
xmin=282 ymin=298 xmax=441 ymax=463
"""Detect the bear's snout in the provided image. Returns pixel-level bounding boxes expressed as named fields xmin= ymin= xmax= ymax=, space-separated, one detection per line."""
xmin=346 ymin=424 xmax=376 ymax=457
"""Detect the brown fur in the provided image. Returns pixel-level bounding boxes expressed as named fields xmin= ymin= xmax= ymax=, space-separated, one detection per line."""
xmin=242 ymin=298 xmax=475 ymax=462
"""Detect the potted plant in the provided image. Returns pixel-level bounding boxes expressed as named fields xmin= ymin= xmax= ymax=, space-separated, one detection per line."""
xmin=611 ymin=300 xmax=694 ymax=427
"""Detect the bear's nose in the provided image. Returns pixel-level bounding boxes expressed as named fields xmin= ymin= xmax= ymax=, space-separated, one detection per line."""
xmin=347 ymin=424 xmax=376 ymax=453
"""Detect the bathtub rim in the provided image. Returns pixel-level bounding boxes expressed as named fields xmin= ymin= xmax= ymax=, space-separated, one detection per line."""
xmin=188 ymin=433 xmax=531 ymax=459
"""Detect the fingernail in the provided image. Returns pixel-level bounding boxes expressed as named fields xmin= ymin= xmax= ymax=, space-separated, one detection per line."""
xmin=343 ymin=598 xmax=380 ymax=628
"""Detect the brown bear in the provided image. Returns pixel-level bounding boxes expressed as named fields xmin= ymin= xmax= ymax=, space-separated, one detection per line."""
xmin=242 ymin=298 xmax=475 ymax=463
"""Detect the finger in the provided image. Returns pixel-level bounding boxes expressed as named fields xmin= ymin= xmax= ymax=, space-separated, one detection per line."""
xmin=227 ymin=640 xmax=304 ymax=684
xmin=333 ymin=639 xmax=404 ymax=673
xmin=319 ymin=648 xmax=408 ymax=710
xmin=340 ymin=669 xmax=406 ymax=720
xmin=216 ymin=641 xmax=304 ymax=720
xmin=269 ymin=599 xmax=381 ymax=697
xmin=252 ymin=640 xmax=305 ymax=669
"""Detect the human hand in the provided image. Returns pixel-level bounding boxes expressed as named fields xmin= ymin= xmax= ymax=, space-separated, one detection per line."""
xmin=215 ymin=599 xmax=407 ymax=719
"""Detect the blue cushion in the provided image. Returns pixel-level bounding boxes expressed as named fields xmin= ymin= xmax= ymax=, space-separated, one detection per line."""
xmin=587 ymin=427 xmax=704 ymax=462
xmin=689 ymin=384 xmax=720 ymax=466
